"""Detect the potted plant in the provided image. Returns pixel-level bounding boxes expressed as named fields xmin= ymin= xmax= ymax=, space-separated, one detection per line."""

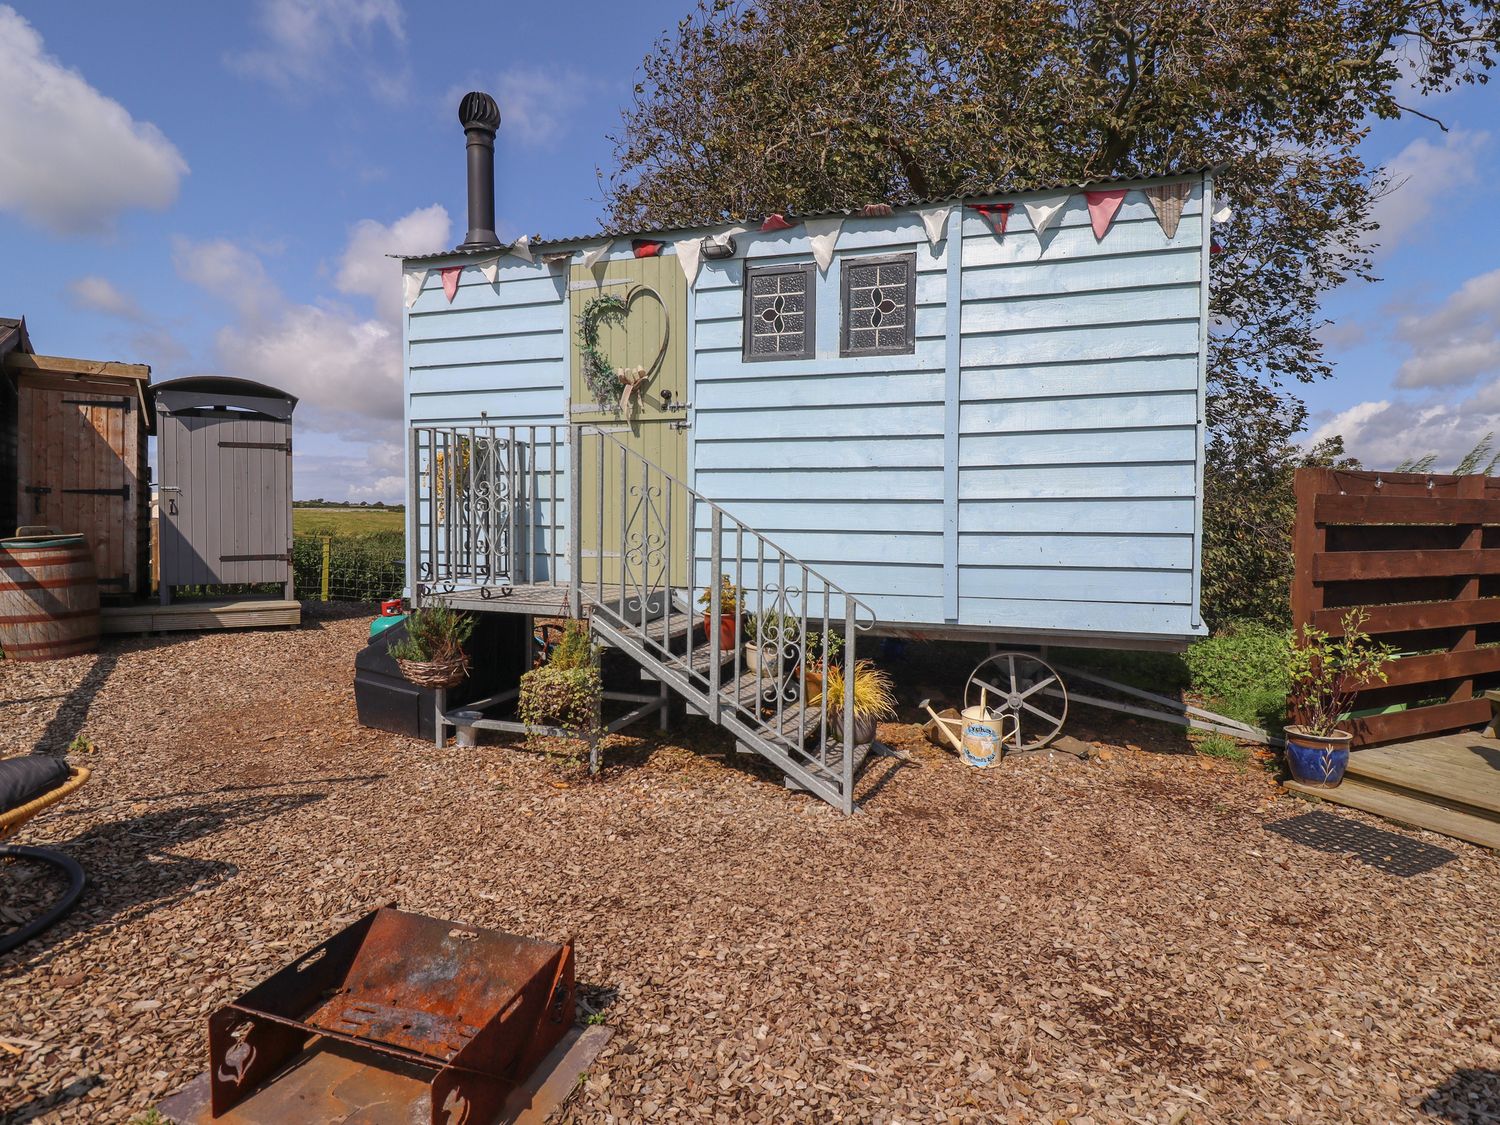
xmin=812 ymin=659 xmax=897 ymax=748
xmin=518 ymin=619 xmax=603 ymax=758
xmin=798 ymin=628 xmax=844 ymax=698
xmin=698 ymin=574 xmax=741 ymax=651
xmin=389 ymin=605 xmax=475 ymax=689
xmin=1284 ymin=609 xmax=1394 ymax=788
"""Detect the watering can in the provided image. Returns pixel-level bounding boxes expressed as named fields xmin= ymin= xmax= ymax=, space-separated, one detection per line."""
xmin=919 ymin=689 xmax=1016 ymax=768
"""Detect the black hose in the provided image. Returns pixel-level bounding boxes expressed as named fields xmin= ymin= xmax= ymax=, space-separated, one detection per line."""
xmin=0 ymin=845 xmax=86 ymax=955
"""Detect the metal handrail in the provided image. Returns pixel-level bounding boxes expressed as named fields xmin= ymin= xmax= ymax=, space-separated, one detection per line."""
xmin=575 ymin=425 xmax=873 ymax=811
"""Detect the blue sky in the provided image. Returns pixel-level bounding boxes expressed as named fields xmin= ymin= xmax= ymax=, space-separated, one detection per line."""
xmin=0 ymin=2 xmax=1496 ymax=501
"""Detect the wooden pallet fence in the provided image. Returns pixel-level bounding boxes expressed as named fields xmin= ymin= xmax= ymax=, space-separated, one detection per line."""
xmin=1292 ymin=467 xmax=1500 ymax=746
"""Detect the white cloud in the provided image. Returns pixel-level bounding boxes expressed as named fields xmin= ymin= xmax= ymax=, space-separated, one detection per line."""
xmin=1394 ymin=268 xmax=1500 ymax=389
xmin=172 ymin=237 xmax=281 ymax=321
xmin=231 ymin=0 xmax=408 ymax=99
xmin=174 ymin=204 xmax=451 ymax=428
xmin=0 ymin=5 xmax=187 ymax=234
xmin=66 ymin=276 xmax=146 ymax=322
xmin=1310 ymin=382 xmax=1500 ymax=472
xmin=1373 ymin=130 xmax=1487 ymax=256
xmin=490 ymin=67 xmax=591 ymax=148
xmin=336 ymin=203 xmax=450 ymax=321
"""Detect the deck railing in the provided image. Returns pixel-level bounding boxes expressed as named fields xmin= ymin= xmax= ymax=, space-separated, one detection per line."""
xmin=407 ymin=424 xmax=566 ymax=602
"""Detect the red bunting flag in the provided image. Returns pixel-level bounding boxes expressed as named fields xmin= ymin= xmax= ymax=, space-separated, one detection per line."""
xmin=1084 ymin=189 xmax=1127 ymax=240
xmin=759 ymin=214 xmax=795 ymax=233
xmin=632 ymin=239 xmax=666 ymax=259
xmin=971 ymin=203 xmax=1013 ymax=234
xmin=440 ymin=265 xmax=462 ymax=303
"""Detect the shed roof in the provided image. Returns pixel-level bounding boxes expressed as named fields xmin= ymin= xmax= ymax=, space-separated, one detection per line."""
xmin=395 ymin=167 xmax=1211 ymax=263
xmin=0 ymin=316 xmax=33 ymax=356
xmin=153 ymin=375 xmax=299 ymax=407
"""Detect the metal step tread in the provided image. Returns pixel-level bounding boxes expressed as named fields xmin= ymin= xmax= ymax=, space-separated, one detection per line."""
xmin=1284 ymin=777 xmax=1500 ymax=851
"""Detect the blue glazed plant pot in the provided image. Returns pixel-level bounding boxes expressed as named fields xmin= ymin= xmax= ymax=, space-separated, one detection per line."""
xmin=1284 ymin=725 xmax=1353 ymax=788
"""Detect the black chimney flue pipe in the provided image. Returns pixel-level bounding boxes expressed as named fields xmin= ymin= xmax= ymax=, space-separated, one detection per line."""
xmin=458 ymin=92 xmax=501 ymax=250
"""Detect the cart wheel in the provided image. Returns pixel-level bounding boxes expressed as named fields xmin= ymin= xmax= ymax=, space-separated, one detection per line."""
xmin=965 ymin=652 xmax=1067 ymax=751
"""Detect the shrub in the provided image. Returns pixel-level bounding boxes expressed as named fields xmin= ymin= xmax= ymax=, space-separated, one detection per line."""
xmin=1194 ymin=732 xmax=1249 ymax=762
xmin=1185 ymin=621 xmax=1291 ymax=726
xmin=518 ymin=619 xmax=603 ymax=756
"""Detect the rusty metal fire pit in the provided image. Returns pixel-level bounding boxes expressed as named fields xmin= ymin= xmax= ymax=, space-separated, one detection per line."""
xmin=206 ymin=905 xmax=575 ymax=1125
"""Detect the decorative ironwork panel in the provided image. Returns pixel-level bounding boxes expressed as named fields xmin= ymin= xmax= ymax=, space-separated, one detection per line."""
xmin=744 ymin=264 xmax=815 ymax=361
xmin=840 ymin=253 xmax=915 ymax=356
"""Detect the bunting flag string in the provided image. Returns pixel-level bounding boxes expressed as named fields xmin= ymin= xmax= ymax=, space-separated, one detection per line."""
xmin=510 ymin=234 xmax=532 ymax=263
xmin=632 ymin=239 xmax=666 ymax=259
xmin=542 ymin=251 xmax=571 ymax=269
xmin=580 ymin=241 xmax=610 ymax=270
xmin=402 ymin=269 xmax=426 ymax=309
xmin=971 ymin=203 xmax=1013 ymax=235
xmin=1144 ymin=183 xmax=1190 ymax=239
xmin=1023 ymin=193 xmax=1069 ymax=244
xmin=479 ymin=257 xmax=499 ymax=286
xmin=859 ymin=202 xmax=893 ymax=218
xmin=1084 ymin=189 xmax=1126 ymax=240
xmin=440 ymin=265 xmax=463 ymax=303
xmin=673 ymin=236 xmax=702 ymax=284
xmin=1213 ymin=204 xmax=1233 ymax=224
xmin=917 ymin=204 xmax=954 ymax=248
xmin=804 ymin=216 xmax=842 ymax=272
xmin=759 ymin=213 xmax=795 ymax=233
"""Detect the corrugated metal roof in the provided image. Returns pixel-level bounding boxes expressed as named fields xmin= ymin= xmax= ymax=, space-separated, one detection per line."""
xmin=395 ymin=167 xmax=1211 ymax=263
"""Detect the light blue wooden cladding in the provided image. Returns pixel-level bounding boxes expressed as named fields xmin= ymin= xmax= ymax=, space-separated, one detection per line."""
xmin=403 ymin=173 xmax=1210 ymax=640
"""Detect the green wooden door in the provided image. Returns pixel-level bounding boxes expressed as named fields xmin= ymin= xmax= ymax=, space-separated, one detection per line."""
xmin=570 ymin=256 xmax=690 ymax=591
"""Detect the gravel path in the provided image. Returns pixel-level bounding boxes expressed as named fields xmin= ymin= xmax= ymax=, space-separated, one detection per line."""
xmin=2 ymin=611 xmax=1497 ymax=1124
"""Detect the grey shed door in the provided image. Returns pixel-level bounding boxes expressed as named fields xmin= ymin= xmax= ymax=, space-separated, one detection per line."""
xmin=158 ymin=411 xmax=292 ymax=586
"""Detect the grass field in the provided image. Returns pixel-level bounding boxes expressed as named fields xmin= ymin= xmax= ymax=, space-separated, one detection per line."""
xmin=292 ymin=507 xmax=404 ymax=536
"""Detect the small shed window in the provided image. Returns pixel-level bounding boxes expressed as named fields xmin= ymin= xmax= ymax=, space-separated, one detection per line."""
xmin=840 ymin=253 xmax=916 ymax=357
xmin=744 ymin=263 xmax=815 ymax=361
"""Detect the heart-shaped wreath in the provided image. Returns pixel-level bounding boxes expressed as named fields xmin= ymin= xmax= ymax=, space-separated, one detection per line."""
xmin=578 ymin=285 xmax=670 ymax=411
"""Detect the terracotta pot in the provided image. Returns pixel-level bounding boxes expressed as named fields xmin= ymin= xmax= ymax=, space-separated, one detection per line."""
xmin=1284 ymin=725 xmax=1353 ymax=788
xmin=702 ymin=610 xmax=737 ymax=651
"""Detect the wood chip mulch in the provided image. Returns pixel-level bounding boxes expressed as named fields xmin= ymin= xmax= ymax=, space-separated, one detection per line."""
xmin=1 ymin=609 xmax=1497 ymax=1124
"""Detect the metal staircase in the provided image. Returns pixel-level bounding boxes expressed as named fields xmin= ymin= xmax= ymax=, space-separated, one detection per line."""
xmin=408 ymin=423 xmax=878 ymax=813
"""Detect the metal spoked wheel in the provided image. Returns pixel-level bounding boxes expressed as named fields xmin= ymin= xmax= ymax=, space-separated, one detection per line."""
xmin=965 ymin=651 xmax=1068 ymax=751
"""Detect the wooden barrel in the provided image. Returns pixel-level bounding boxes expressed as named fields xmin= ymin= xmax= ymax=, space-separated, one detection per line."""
xmin=0 ymin=534 xmax=101 ymax=662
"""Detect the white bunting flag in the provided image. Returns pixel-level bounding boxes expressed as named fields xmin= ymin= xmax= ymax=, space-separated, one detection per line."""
xmin=479 ymin=257 xmax=500 ymax=285
xmin=510 ymin=234 xmax=532 ymax=263
xmin=1024 ymin=193 xmax=1070 ymax=243
xmin=402 ymin=268 xmax=427 ymax=309
xmin=580 ymin=240 xmax=610 ymax=270
xmin=1144 ymin=183 xmax=1191 ymax=240
xmin=804 ymin=216 xmax=843 ymax=272
xmin=917 ymin=204 xmax=955 ymax=248
xmin=1213 ymin=204 xmax=1233 ymax=224
xmin=674 ymin=236 xmax=702 ymax=285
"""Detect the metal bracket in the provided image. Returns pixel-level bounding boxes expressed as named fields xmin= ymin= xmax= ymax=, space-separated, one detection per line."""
xmin=63 ymin=485 xmax=130 ymax=500
xmin=62 ymin=397 xmax=131 ymax=412
xmin=219 ymin=440 xmax=292 ymax=452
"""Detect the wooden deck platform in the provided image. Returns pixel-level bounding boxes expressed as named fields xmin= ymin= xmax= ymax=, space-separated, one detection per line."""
xmin=102 ymin=598 xmax=301 ymax=634
xmin=1285 ymin=730 xmax=1500 ymax=850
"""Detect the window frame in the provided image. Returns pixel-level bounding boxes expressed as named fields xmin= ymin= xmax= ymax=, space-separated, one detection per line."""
xmin=742 ymin=262 xmax=817 ymax=362
xmin=839 ymin=252 xmax=917 ymax=358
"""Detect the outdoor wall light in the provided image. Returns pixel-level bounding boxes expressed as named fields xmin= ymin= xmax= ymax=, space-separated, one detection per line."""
xmin=701 ymin=236 xmax=737 ymax=260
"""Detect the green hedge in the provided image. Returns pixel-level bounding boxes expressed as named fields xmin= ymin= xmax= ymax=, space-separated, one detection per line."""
xmin=292 ymin=531 xmax=404 ymax=603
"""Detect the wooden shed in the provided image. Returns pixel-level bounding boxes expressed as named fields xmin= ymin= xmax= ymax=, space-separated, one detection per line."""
xmin=1 ymin=321 xmax=153 ymax=599
xmin=155 ymin=377 xmax=297 ymax=603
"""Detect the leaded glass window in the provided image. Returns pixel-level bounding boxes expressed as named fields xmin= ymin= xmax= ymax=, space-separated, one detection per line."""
xmin=840 ymin=253 xmax=916 ymax=357
xmin=744 ymin=263 xmax=815 ymax=361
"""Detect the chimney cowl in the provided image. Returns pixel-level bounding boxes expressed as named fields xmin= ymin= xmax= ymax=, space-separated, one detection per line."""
xmin=458 ymin=91 xmax=501 ymax=250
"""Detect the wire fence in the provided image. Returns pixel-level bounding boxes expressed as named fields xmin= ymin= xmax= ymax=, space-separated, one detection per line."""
xmin=292 ymin=531 xmax=405 ymax=604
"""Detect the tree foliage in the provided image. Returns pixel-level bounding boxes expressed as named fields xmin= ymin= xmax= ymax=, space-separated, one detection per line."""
xmin=606 ymin=0 xmax=1498 ymax=625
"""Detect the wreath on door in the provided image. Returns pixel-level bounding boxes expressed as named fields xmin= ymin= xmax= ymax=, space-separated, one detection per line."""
xmin=578 ymin=285 xmax=670 ymax=411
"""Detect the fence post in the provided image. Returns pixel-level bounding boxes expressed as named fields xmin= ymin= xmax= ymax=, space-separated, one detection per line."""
xmin=320 ymin=536 xmax=331 ymax=602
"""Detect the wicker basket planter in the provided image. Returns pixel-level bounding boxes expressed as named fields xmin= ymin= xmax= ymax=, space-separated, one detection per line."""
xmin=395 ymin=655 xmax=469 ymax=689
